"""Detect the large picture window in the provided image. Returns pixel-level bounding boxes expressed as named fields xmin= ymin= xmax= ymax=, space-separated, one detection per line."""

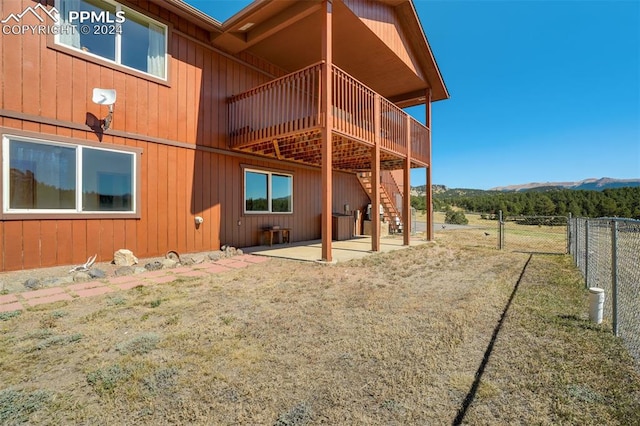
xmin=56 ymin=0 xmax=167 ymax=79
xmin=244 ymin=169 xmax=293 ymax=214
xmin=3 ymin=136 xmax=136 ymax=214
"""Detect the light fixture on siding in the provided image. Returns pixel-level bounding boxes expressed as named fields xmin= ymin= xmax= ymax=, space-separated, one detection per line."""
xmin=92 ymin=88 xmax=117 ymax=131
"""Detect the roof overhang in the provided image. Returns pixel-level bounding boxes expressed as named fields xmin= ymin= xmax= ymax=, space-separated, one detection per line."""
xmin=213 ymin=0 xmax=448 ymax=105
xmin=149 ymin=0 xmax=223 ymax=34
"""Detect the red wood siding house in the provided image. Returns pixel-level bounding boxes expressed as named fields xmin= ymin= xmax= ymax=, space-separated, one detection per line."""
xmin=0 ymin=0 xmax=447 ymax=271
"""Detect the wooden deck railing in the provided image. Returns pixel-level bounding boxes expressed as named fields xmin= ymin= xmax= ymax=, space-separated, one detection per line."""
xmin=332 ymin=66 xmax=375 ymax=144
xmin=228 ymin=63 xmax=430 ymax=166
xmin=228 ymin=62 xmax=322 ymax=147
xmin=380 ymin=97 xmax=408 ymax=156
xmin=410 ymin=117 xmax=430 ymax=165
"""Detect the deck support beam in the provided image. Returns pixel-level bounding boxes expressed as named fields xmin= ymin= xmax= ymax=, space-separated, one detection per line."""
xmin=403 ymin=114 xmax=411 ymax=246
xmin=321 ymin=0 xmax=333 ymax=261
xmin=425 ymin=88 xmax=434 ymax=241
xmin=371 ymin=94 xmax=381 ymax=252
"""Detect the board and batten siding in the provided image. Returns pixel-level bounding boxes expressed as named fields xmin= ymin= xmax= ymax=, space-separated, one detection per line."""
xmin=0 ymin=0 xmax=369 ymax=271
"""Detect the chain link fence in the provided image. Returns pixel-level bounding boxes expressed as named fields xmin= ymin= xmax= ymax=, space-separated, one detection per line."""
xmin=501 ymin=215 xmax=568 ymax=254
xmin=569 ymin=217 xmax=640 ymax=365
xmin=433 ymin=211 xmax=499 ymax=249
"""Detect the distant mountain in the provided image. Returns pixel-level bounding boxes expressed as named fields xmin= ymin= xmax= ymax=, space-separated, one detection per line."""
xmin=490 ymin=177 xmax=640 ymax=192
xmin=411 ymin=185 xmax=498 ymax=198
xmin=411 ymin=184 xmax=445 ymax=196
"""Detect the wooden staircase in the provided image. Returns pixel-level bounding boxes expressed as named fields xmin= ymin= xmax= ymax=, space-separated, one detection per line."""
xmin=357 ymin=172 xmax=403 ymax=232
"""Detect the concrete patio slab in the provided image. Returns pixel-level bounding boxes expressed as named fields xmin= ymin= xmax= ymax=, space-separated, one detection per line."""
xmin=242 ymin=236 xmax=427 ymax=263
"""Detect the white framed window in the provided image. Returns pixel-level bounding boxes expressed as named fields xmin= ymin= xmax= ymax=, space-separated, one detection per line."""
xmin=244 ymin=169 xmax=293 ymax=214
xmin=55 ymin=0 xmax=167 ymax=80
xmin=3 ymin=135 xmax=136 ymax=214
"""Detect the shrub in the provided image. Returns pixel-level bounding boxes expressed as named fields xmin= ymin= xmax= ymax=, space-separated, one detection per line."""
xmin=116 ymin=333 xmax=160 ymax=355
xmin=32 ymin=334 xmax=83 ymax=352
xmin=445 ymin=210 xmax=469 ymax=225
xmin=0 ymin=310 xmax=21 ymax=321
xmin=0 ymin=389 xmax=51 ymax=423
xmin=86 ymin=364 xmax=131 ymax=394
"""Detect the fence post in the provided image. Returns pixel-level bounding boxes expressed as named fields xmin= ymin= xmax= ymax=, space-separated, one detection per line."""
xmin=584 ymin=220 xmax=589 ymax=289
xmin=575 ymin=218 xmax=580 ymax=267
xmin=567 ymin=213 xmax=572 ymax=255
xmin=498 ymin=210 xmax=503 ymax=250
xmin=611 ymin=220 xmax=619 ymax=336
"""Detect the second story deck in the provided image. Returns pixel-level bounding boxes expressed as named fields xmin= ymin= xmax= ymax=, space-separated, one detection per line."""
xmin=228 ymin=63 xmax=430 ymax=172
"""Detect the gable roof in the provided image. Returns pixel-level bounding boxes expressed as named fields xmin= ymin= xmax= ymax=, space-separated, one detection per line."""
xmin=156 ymin=0 xmax=449 ymax=105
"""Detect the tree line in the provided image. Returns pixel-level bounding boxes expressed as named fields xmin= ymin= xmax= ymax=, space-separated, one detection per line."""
xmin=411 ymin=187 xmax=640 ymax=219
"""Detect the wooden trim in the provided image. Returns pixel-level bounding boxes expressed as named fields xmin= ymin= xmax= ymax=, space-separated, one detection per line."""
xmin=240 ymin=163 xmax=296 ymax=176
xmin=241 ymin=166 xmax=295 ymax=216
xmin=151 ymin=0 xmax=223 ymax=31
xmin=245 ymin=3 xmax=323 ymax=47
xmin=0 ymin=127 xmax=142 ymax=221
xmin=0 ymin=126 xmax=143 ymax=154
xmin=0 ymin=109 xmax=341 ymax=173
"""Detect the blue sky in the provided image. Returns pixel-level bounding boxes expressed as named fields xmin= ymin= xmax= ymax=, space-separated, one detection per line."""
xmin=185 ymin=0 xmax=640 ymax=190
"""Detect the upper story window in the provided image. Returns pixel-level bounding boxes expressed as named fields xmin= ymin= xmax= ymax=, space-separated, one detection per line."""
xmin=3 ymin=135 xmax=137 ymax=215
xmin=55 ymin=0 xmax=167 ymax=79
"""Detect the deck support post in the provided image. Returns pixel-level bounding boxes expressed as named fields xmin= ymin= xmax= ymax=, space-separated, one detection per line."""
xmin=321 ymin=0 xmax=333 ymax=261
xmin=371 ymin=94 xmax=381 ymax=252
xmin=403 ymin=114 xmax=411 ymax=246
xmin=425 ymin=89 xmax=434 ymax=241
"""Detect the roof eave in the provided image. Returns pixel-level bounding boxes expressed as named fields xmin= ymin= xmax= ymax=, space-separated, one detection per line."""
xmin=398 ymin=1 xmax=450 ymax=102
xmin=148 ymin=0 xmax=223 ymax=33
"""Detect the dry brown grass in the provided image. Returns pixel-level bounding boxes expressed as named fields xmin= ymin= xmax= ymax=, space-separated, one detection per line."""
xmin=1 ymin=236 xmax=638 ymax=424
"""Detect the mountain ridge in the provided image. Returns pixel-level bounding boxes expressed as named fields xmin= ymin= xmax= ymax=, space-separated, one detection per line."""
xmin=490 ymin=177 xmax=640 ymax=192
xmin=410 ymin=177 xmax=640 ymax=194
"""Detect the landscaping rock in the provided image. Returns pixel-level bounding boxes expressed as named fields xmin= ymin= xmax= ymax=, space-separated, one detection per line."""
xmin=54 ymin=276 xmax=74 ymax=286
xmin=181 ymin=257 xmax=195 ymax=266
xmin=225 ymin=246 xmax=237 ymax=256
xmin=208 ymin=252 xmax=222 ymax=261
xmin=88 ymin=268 xmax=106 ymax=279
xmin=43 ymin=277 xmax=59 ymax=287
xmin=192 ymin=255 xmax=206 ymax=264
xmin=145 ymin=261 xmax=163 ymax=271
xmin=113 ymin=249 xmax=138 ymax=266
xmin=24 ymin=278 xmax=41 ymax=290
xmin=161 ymin=259 xmax=178 ymax=269
xmin=73 ymin=272 xmax=91 ymax=283
xmin=166 ymin=251 xmax=180 ymax=262
xmin=134 ymin=267 xmax=147 ymax=274
xmin=115 ymin=266 xmax=134 ymax=276
xmin=236 ymin=249 xmax=243 ymax=256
